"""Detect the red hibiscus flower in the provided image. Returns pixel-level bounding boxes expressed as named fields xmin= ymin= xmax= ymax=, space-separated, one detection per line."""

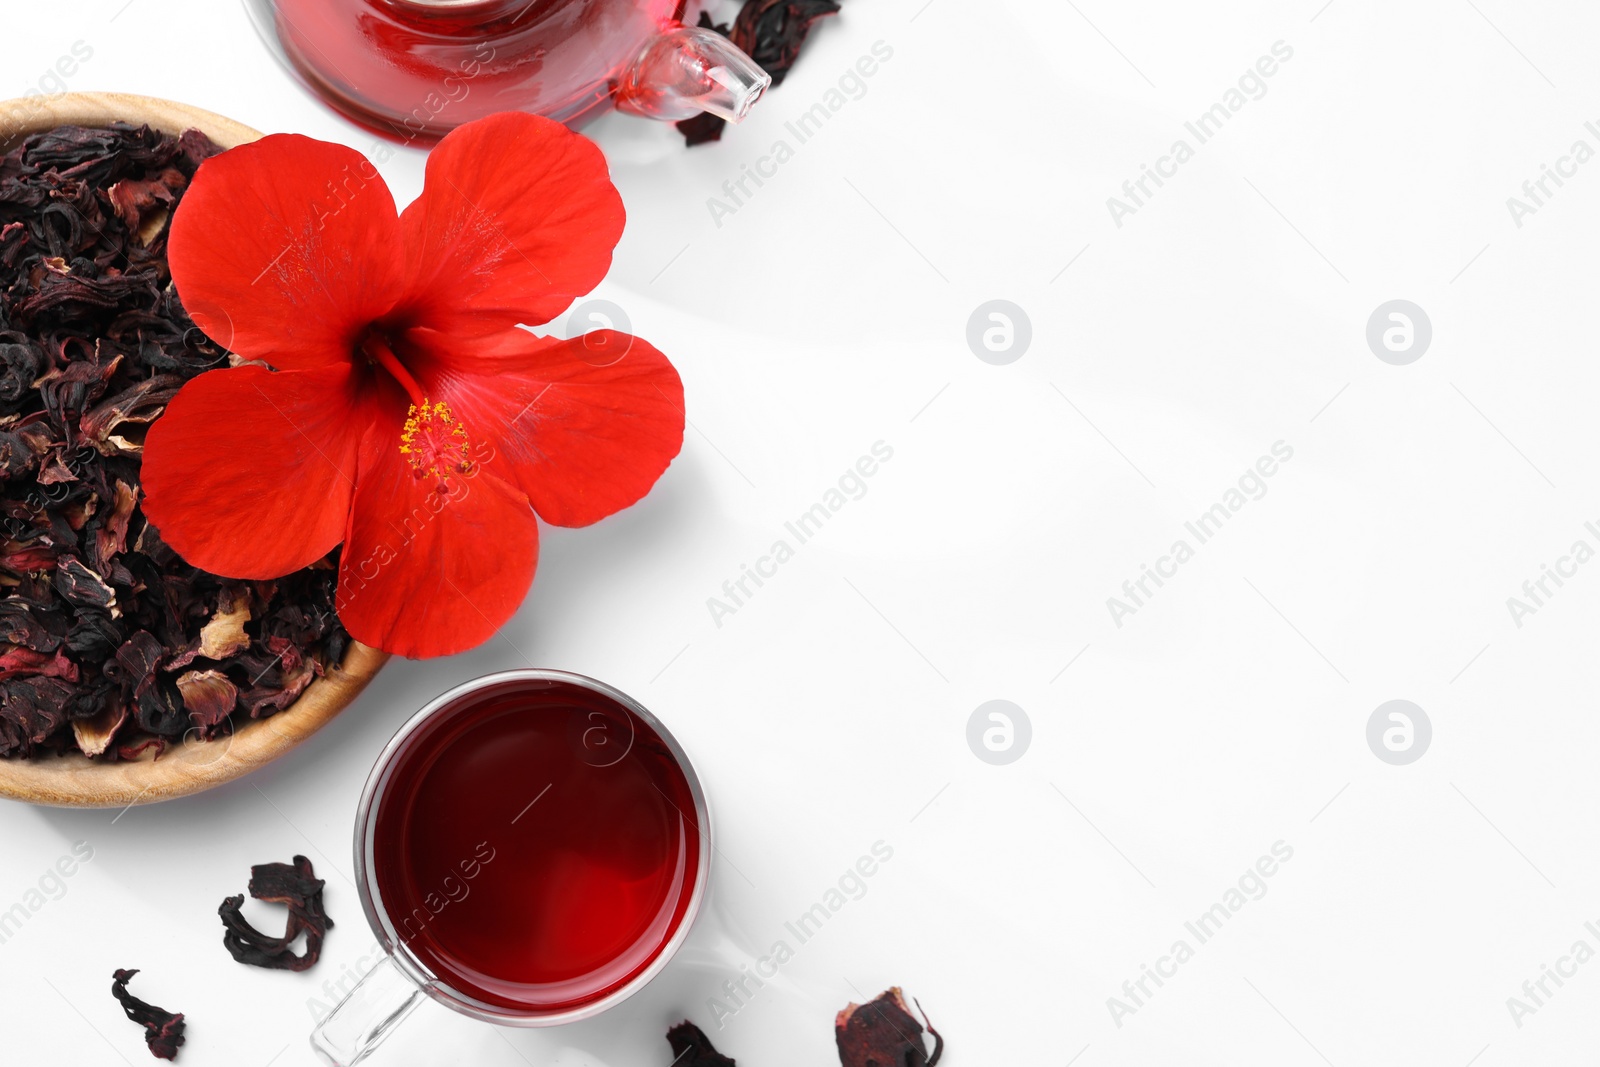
xmin=140 ymin=113 xmax=684 ymax=659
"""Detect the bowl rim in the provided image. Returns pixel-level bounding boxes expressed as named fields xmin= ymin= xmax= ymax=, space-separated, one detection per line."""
xmin=0 ymin=91 xmax=264 ymax=153
xmin=0 ymin=91 xmax=390 ymax=809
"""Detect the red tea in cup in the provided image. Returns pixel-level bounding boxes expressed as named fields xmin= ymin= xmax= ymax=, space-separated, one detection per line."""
xmin=361 ymin=672 xmax=706 ymax=1017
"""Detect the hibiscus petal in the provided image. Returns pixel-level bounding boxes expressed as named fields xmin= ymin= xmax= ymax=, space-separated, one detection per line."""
xmin=168 ymin=134 xmax=404 ymax=369
xmin=396 ymin=113 xmax=624 ymax=337
xmin=413 ymin=328 xmax=684 ymax=527
xmin=140 ymin=362 xmax=375 ymax=578
xmin=336 ymin=420 xmax=539 ymax=659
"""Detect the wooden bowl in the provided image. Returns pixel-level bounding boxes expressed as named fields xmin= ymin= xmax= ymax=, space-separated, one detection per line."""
xmin=0 ymin=92 xmax=389 ymax=808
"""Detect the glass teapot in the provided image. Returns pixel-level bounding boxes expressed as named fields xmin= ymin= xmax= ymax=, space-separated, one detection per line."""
xmin=242 ymin=0 xmax=770 ymax=140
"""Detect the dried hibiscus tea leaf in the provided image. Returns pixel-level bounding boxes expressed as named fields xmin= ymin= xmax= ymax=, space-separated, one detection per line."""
xmin=72 ymin=698 xmax=126 ymax=756
xmin=195 ymin=586 xmax=251 ymax=660
xmin=218 ymin=855 xmax=334 ymax=971
xmin=835 ymin=987 xmax=942 ymax=1067
xmin=105 ymin=167 xmax=187 ymax=234
xmin=665 ymin=1022 xmax=736 ymax=1066
xmin=676 ymin=110 xmax=731 ymax=147
xmin=0 ymin=676 xmax=73 ymax=757
xmin=110 ymin=968 xmax=185 ymax=1061
xmin=174 ymin=668 xmax=238 ymax=736
xmin=677 ymin=0 xmax=842 ymax=146
xmin=733 ymin=0 xmax=842 ymax=87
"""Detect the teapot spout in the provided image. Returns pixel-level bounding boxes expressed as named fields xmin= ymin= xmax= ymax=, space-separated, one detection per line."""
xmin=616 ymin=24 xmax=771 ymax=124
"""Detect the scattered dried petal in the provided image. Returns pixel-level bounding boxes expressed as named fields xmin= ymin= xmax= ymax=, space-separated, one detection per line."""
xmin=676 ymin=111 xmax=729 ymax=147
xmin=110 ymin=968 xmax=185 ymax=1061
xmin=218 ymin=855 xmax=334 ymax=971
xmin=666 ymin=1022 xmax=736 ymax=1066
xmin=835 ymin=988 xmax=941 ymax=1067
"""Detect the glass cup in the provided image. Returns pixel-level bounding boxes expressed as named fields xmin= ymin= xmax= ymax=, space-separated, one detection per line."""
xmin=311 ymin=669 xmax=711 ymax=1066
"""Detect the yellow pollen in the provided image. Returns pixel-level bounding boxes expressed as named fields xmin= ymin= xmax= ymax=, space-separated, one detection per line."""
xmin=399 ymin=398 xmax=473 ymax=482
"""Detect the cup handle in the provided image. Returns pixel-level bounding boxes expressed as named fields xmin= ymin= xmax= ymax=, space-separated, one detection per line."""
xmin=310 ymin=955 xmax=426 ymax=1066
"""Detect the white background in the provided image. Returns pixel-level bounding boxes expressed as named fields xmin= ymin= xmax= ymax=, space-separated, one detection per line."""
xmin=6 ymin=0 xmax=1600 ymax=1064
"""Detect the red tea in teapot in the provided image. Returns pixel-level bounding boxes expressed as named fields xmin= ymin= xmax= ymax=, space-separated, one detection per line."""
xmin=262 ymin=0 xmax=767 ymax=138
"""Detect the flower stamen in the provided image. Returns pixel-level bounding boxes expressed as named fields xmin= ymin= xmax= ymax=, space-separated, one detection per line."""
xmin=399 ymin=398 xmax=473 ymax=485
